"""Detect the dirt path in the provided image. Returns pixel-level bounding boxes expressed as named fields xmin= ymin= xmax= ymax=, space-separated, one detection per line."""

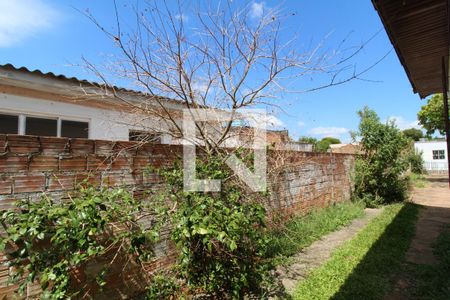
xmin=385 ymin=176 xmax=450 ymax=300
xmin=276 ymin=207 xmax=382 ymax=294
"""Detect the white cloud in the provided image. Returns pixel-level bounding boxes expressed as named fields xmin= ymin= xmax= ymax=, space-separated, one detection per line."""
xmin=174 ymin=14 xmax=189 ymax=22
xmin=263 ymin=115 xmax=285 ymax=128
xmin=192 ymin=82 xmax=209 ymax=93
xmin=308 ymin=126 xmax=349 ymax=138
xmin=245 ymin=112 xmax=285 ymax=129
xmin=297 ymin=120 xmax=305 ymax=127
xmin=384 ymin=116 xmax=420 ymax=130
xmin=0 ymin=0 xmax=61 ymax=47
xmin=249 ymin=2 xmax=264 ymax=19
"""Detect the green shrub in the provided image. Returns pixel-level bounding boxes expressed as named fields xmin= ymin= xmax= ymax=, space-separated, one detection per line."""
xmin=146 ymin=271 xmax=181 ymax=299
xmin=353 ymin=107 xmax=410 ymax=206
xmin=402 ymin=139 xmax=425 ymax=174
xmin=1 ymin=151 xmax=274 ymax=299
xmin=316 ymin=137 xmax=341 ymax=152
xmin=0 ymin=186 xmax=159 ymax=299
xmin=153 ymin=153 xmax=274 ymax=298
xmin=408 ymin=152 xmax=425 ymax=174
xmin=406 ymin=148 xmax=425 ymax=174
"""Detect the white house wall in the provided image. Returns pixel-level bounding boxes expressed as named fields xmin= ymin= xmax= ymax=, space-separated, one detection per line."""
xmin=415 ymin=141 xmax=448 ymax=173
xmin=0 ymin=92 xmax=172 ymax=143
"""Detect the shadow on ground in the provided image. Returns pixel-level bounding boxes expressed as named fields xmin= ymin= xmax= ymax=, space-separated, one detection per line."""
xmin=329 ymin=203 xmax=421 ymax=300
xmin=331 ymin=177 xmax=450 ymax=300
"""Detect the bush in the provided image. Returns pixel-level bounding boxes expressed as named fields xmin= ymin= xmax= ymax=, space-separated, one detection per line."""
xmin=153 ymin=153 xmax=274 ymax=298
xmin=146 ymin=271 xmax=181 ymax=299
xmin=1 ymin=152 xmax=274 ymax=299
xmin=316 ymin=137 xmax=341 ymax=152
xmin=405 ymin=145 xmax=425 ymax=174
xmin=353 ymin=107 xmax=410 ymax=206
xmin=0 ymin=186 xmax=159 ymax=299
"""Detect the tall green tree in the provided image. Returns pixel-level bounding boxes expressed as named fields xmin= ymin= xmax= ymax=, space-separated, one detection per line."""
xmin=316 ymin=137 xmax=341 ymax=152
xmin=353 ymin=107 xmax=409 ymax=206
xmin=402 ymin=128 xmax=424 ymax=141
xmin=418 ymin=94 xmax=450 ymax=135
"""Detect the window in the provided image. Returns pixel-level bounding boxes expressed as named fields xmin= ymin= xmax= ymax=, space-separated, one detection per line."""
xmin=61 ymin=120 xmax=89 ymax=138
xmin=25 ymin=117 xmax=57 ymax=137
xmin=432 ymin=150 xmax=445 ymax=160
xmin=0 ymin=112 xmax=90 ymax=138
xmin=0 ymin=114 xmax=19 ymax=134
xmin=129 ymin=130 xmax=162 ymax=143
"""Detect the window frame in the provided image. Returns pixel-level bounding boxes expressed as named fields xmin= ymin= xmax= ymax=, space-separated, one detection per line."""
xmin=0 ymin=111 xmax=90 ymax=138
xmin=432 ymin=149 xmax=446 ymax=160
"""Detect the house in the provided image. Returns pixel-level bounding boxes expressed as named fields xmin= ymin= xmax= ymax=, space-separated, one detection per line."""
xmin=0 ymin=64 xmax=314 ymax=151
xmin=0 ymin=64 xmax=185 ymax=143
xmin=415 ymin=140 xmax=448 ymax=174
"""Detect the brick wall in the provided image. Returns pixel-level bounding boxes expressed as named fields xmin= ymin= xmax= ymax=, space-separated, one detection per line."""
xmin=0 ymin=135 xmax=354 ymax=299
xmin=267 ymin=150 xmax=354 ymax=216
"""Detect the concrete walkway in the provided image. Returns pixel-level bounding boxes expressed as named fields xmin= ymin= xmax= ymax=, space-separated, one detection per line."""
xmin=406 ymin=177 xmax=450 ymax=265
xmin=385 ymin=176 xmax=450 ymax=300
xmin=276 ymin=207 xmax=382 ymax=294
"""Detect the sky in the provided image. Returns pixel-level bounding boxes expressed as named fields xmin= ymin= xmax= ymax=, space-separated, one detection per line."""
xmin=0 ymin=0 xmax=426 ymax=142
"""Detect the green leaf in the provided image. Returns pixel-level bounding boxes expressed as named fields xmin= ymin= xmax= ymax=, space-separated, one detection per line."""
xmin=229 ymin=240 xmax=237 ymax=251
xmin=197 ymin=228 xmax=209 ymax=235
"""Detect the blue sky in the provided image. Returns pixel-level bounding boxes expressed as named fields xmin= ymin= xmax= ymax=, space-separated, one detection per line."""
xmin=0 ymin=0 xmax=425 ymax=142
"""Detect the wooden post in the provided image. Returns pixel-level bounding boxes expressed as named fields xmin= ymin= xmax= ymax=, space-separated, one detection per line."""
xmin=442 ymin=57 xmax=450 ymax=188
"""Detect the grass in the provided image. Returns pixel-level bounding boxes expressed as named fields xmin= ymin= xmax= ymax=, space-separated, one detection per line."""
xmin=267 ymin=201 xmax=365 ymax=262
xmin=409 ymin=172 xmax=427 ymax=188
xmin=292 ymin=203 xmax=420 ymax=300
xmin=403 ymin=227 xmax=450 ymax=299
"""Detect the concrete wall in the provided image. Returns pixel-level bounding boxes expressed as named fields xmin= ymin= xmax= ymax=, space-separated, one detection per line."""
xmin=0 ymin=134 xmax=354 ymax=299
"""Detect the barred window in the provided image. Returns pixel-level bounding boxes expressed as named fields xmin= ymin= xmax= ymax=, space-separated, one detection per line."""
xmin=432 ymin=150 xmax=445 ymax=160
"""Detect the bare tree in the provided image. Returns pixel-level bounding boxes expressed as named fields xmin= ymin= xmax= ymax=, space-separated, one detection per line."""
xmin=80 ymin=0 xmax=379 ymax=153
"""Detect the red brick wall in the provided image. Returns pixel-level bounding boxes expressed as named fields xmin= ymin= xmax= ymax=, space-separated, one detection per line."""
xmin=267 ymin=150 xmax=354 ymax=216
xmin=0 ymin=135 xmax=354 ymax=299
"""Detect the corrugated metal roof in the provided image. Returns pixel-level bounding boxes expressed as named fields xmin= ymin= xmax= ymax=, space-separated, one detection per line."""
xmin=0 ymin=63 xmax=195 ymax=108
xmin=372 ymin=0 xmax=449 ymax=98
xmin=0 ymin=63 xmax=146 ymax=95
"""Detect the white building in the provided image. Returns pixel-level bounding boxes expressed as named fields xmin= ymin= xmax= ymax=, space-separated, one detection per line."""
xmin=0 ymin=64 xmax=186 ymax=143
xmin=414 ymin=140 xmax=448 ymax=174
xmin=0 ymin=64 xmax=308 ymax=151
